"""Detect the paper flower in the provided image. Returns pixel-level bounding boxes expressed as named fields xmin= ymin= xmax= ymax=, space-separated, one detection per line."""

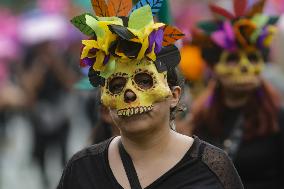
xmin=257 ymin=25 xmax=277 ymax=49
xmin=71 ymin=0 xmax=184 ymax=82
xmin=211 ymin=21 xmax=237 ymax=52
xmin=197 ymin=0 xmax=278 ymax=52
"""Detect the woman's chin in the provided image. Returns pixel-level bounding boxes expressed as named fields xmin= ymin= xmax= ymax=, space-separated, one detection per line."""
xmin=110 ymin=101 xmax=169 ymax=136
xmin=118 ymin=112 xmax=154 ymax=134
xmin=226 ymin=82 xmax=260 ymax=92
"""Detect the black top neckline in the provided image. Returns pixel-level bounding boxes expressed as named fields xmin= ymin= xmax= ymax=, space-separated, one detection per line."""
xmin=104 ymin=136 xmax=198 ymax=189
xmin=57 ymin=135 xmax=244 ymax=189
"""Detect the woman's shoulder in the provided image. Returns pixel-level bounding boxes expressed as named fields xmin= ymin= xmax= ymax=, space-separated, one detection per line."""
xmin=191 ymin=135 xmax=230 ymax=160
xmin=57 ymin=138 xmax=114 ymax=189
xmin=191 ymin=136 xmax=244 ymax=189
xmin=68 ymin=137 xmax=113 ymax=164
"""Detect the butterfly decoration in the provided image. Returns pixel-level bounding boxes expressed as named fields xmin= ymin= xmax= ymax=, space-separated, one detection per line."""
xmin=71 ymin=0 xmax=184 ymax=85
xmin=197 ymin=0 xmax=279 ymax=52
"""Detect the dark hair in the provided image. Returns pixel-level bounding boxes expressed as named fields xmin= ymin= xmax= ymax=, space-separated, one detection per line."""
xmin=167 ymin=67 xmax=184 ymax=89
xmin=167 ymin=67 xmax=185 ymax=121
xmin=155 ymin=45 xmax=185 ymax=121
xmin=192 ymin=80 xmax=281 ymax=140
xmin=201 ymin=45 xmax=223 ymax=67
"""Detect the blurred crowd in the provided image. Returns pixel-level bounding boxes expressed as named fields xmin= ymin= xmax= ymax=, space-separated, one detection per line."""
xmin=0 ymin=0 xmax=284 ymax=189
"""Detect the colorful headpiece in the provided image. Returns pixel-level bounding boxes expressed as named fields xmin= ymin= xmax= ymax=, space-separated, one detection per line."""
xmin=196 ymin=0 xmax=278 ymax=52
xmin=188 ymin=0 xmax=279 ymax=92
xmin=72 ymin=0 xmax=184 ymax=117
xmin=71 ymin=0 xmax=184 ymax=87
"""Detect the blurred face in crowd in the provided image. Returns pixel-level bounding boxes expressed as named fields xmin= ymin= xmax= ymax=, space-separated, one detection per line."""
xmin=214 ymin=50 xmax=264 ymax=92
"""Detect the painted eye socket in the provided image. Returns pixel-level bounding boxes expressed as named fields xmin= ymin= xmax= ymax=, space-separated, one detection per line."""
xmin=109 ymin=77 xmax=127 ymax=94
xmin=134 ymin=73 xmax=153 ymax=90
xmin=247 ymin=52 xmax=260 ymax=63
xmin=226 ymin=52 xmax=240 ymax=64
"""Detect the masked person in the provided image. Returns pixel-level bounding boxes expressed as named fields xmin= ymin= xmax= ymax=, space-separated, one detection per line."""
xmin=57 ymin=0 xmax=243 ymax=188
xmin=190 ymin=0 xmax=284 ymax=189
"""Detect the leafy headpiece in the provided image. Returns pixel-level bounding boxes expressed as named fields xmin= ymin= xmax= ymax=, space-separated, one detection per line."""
xmin=196 ymin=0 xmax=278 ymax=52
xmin=71 ymin=0 xmax=184 ymax=86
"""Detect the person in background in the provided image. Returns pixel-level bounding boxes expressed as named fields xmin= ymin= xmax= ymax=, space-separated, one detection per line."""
xmin=0 ymin=7 xmax=27 ymax=137
xmin=19 ymin=12 xmax=80 ymax=188
xmin=190 ymin=0 xmax=284 ymax=188
xmin=20 ymin=40 xmax=79 ymax=188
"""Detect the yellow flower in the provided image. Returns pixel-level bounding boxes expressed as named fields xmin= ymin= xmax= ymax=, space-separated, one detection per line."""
xmin=263 ymin=26 xmax=277 ymax=47
xmin=116 ymin=22 xmax=164 ymax=60
xmin=93 ymin=50 xmax=107 ymax=71
xmin=85 ymin=15 xmax=123 ymax=54
xmin=81 ymin=40 xmax=99 ymax=59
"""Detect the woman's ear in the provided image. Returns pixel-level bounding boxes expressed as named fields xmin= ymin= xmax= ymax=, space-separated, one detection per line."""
xmin=170 ymin=86 xmax=182 ymax=108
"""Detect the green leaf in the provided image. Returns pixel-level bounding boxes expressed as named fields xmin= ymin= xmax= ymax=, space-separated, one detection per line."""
xmin=250 ymin=15 xmax=279 ymax=43
xmin=128 ymin=5 xmax=153 ymax=30
xmin=85 ymin=14 xmax=105 ymax=38
xmin=250 ymin=28 xmax=262 ymax=43
xmin=197 ymin=21 xmax=219 ymax=35
xmin=251 ymin=14 xmax=269 ymax=28
xmin=71 ymin=13 xmax=96 ymax=36
xmin=100 ymin=58 xmax=116 ymax=78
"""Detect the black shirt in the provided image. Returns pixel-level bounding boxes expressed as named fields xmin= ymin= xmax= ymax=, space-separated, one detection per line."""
xmin=57 ymin=136 xmax=243 ymax=189
xmin=196 ymin=108 xmax=284 ymax=189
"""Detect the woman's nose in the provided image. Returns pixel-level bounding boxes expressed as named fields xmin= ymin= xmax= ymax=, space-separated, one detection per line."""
xmin=124 ymin=89 xmax=137 ymax=103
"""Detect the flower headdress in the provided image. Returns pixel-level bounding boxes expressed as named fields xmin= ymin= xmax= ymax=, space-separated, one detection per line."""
xmin=195 ymin=0 xmax=278 ymax=52
xmin=71 ymin=0 xmax=184 ymax=86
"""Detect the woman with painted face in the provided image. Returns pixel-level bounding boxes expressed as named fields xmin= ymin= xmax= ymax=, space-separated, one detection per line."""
xmin=57 ymin=0 xmax=243 ymax=189
xmin=190 ymin=0 xmax=284 ymax=189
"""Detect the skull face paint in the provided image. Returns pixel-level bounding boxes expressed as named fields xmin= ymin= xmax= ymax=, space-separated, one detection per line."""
xmin=214 ymin=50 xmax=264 ymax=91
xmin=101 ymin=58 xmax=172 ymax=116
